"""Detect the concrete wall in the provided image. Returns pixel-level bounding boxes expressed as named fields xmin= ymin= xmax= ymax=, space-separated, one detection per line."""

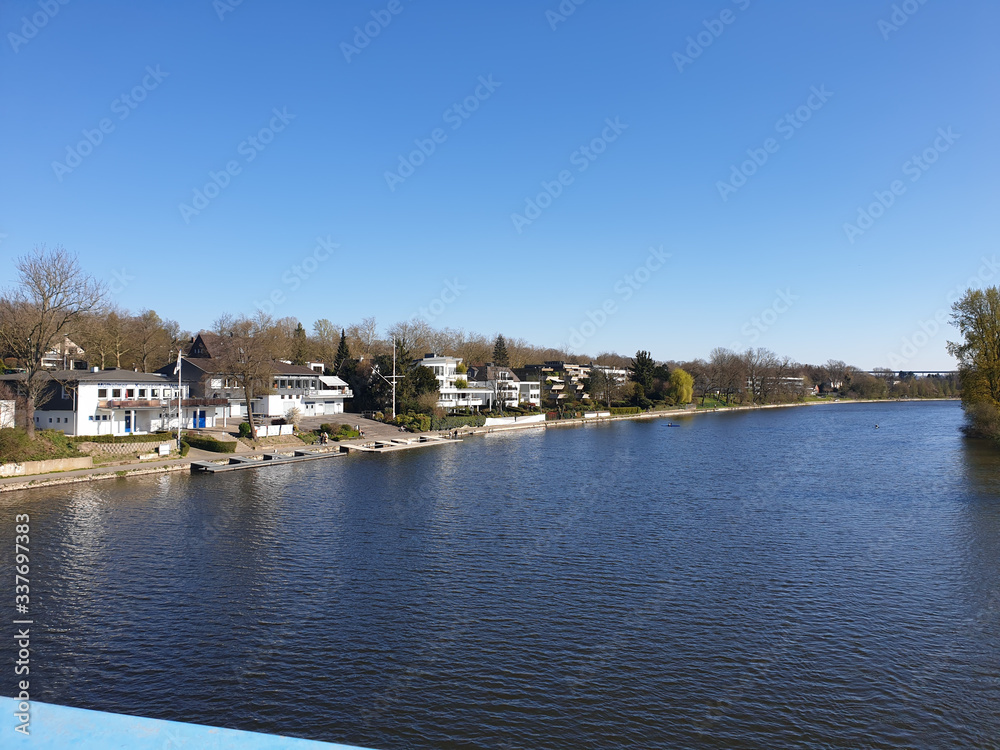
xmin=0 ymin=456 xmax=93 ymax=477
xmin=484 ymin=414 xmax=546 ymax=426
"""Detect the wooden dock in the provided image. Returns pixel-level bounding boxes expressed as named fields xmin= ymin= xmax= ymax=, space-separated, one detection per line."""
xmin=190 ymin=447 xmax=347 ymax=474
xmin=340 ymin=435 xmax=461 ymax=453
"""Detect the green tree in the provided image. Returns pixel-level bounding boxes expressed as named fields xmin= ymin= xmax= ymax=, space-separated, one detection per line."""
xmin=291 ymin=322 xmax=309 ymax=365
xmin=492 ymin=334 xmax=510 ymax=367
xmin=948 ymin=286 xmax=1000 ymax=439
xmin=668 ymin=368 xmax=694 ymax=404
xmin=629 ymin=350 xmax=655 ymax=396
xmin=333 ymin=329 xmax=351 ymax=375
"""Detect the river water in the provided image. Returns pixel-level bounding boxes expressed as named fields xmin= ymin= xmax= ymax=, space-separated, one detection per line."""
xmin=2 ymin=401 xmax=998 ymax=748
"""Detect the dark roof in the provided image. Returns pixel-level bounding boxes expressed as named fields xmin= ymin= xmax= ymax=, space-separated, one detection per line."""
xmin=467 ymin=364 xmax=519 ymax=383
xmin=0 ymin=369 xmax=172 ymax=384
xmin=187 ymin=332 xmax=223 ymax=358
xmin=273 ymin=364 xmax=322 ymax=376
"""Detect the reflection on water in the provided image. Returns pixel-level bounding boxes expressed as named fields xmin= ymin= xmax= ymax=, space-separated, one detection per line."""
xmin=2 ymin=401 xmax=998 ymax=749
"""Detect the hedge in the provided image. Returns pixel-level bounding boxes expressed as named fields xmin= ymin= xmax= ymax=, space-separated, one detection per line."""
xmin=183 ymin=435 xmax=236 ymax=453
xmin=431 ymin=414 xmax=487 ymax=431
xmin=609 ymin=406 xmax=641 ymax=415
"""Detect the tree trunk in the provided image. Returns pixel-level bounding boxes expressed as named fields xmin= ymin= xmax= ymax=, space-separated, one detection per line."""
xmin=24 ymin=396 xmax=35 ymax=439
xmin=245 ymin=387 xmax=258 ymax=440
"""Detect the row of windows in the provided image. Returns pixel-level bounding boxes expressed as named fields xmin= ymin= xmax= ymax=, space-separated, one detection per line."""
xmin=97 ymin=388 xmax=169 ymax=399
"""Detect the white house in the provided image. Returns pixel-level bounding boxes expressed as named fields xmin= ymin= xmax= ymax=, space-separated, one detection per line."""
xmin=258 ymin=366 xmax=352 ymax=418
xmin=467 ymin=363 xmax=541 ymax=408
xmin=41 ymin=337 xmax=87 ymax=371
xmin=171 ymin=335 xmax=353 ymax=422
xmin=0 ymin=370 xmax=225 ymax=436
xmin=0 ymin=400 xmax=14 ymax=429
xmin=417 ymin=353 xmax=493 ymax=412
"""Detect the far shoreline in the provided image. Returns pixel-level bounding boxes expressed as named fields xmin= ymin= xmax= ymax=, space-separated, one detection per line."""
xmin=0 ymin=397 xmax=962 ymax=495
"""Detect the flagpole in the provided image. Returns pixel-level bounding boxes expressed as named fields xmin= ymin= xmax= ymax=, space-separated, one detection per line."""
xmin=175 ymin=349 xmax=183 ymax=452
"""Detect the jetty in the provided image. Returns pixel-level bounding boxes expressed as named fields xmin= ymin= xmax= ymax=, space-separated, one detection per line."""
xmin=190 ymin=446 xmax=347 ymax=474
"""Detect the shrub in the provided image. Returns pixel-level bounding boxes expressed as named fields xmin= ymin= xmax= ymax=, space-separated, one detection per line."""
xmin=394 ymin=412 xmax=431 ymax=432
xmin=183 ymin=435 xmax=236 ymax=453
xmin=962 ymin=401 xmax=1000 ymax=442
xmin=319 ymin=423 xmax=338 ymax=435
xmin=610 ymin=406 xmax=641 ymax=415
xmin=238 ymin=422 xmax=252 ymax=438
xmin=431 ymin=414 xmax=486 ymax=431
xmin=179 ymin=441 xmax=190 ymax=457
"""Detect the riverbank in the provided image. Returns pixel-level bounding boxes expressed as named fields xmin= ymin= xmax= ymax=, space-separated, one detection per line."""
xmin=0 ymin=398 xmax=960 ymax=493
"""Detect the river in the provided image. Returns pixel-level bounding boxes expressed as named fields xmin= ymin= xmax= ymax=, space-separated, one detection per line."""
xmin=2 ymin=401 xmax=998 ymax=748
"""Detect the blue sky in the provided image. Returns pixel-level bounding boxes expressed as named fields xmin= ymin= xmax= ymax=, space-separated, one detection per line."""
xmin=2 ymin=0 xmax=998 ymax=370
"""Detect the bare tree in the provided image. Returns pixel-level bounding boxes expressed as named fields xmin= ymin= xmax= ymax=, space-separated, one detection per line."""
xmin=312 ymin=318 xmax=340 ymax=366
xmin=133 ymin=309 xmax=176 ymax=372
xmin=213 ymin=312 xmax=280 ymax=441
xmin=347 ymin=316 xmax=379 ymax=361
xmin=0 ymin=246 xmax=105 ymax=438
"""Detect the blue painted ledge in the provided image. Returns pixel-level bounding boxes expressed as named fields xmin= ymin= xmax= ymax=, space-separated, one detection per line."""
xmin=0 ymin=697 xmax=377 ymax=749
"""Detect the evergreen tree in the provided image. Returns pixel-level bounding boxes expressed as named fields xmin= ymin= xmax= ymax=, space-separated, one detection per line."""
xmin=291 ymin=322 xmax=309 ymax=365
xmin=493 ymin=334 xmax=510 ymax=367
xmin=629 ymin=350 xmax=655 ymax=395
xmin=333 ymin=329 xmax=351 ymax=375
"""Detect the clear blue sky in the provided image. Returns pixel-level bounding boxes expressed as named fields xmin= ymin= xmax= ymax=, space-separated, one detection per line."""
xmin=2 ymin=0 xmax=998 ymax=370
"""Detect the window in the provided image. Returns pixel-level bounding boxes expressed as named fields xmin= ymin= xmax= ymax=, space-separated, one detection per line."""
xmin=112 ymin=389 xmax=121 ymax=398
xmin=98 ymin=388 xmax=107 ymax=398
xmin=48 ymin=418 xmax=52 ymax=423
xmin=126 ymin=389 xmax=135 ymax=398
xmin=151 ymin=389 xmax=158 ymax=397
xmin=88 ymin=416 xmax=94 ymax=421
xmin=163 ymin=390 xmax=172 ymax=398
xmin=138 ymin=389 xmax=146 ymax=398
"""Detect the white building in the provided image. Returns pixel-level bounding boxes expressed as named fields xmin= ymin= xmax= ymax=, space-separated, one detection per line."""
xmin=417 ymin=353 xmax=493 ymax=412
xmin=0 ymin=370 xmax=225 ymax=436
xmin=41 ymin=337 xmax=87 ymax=371
xmin=467 ymin=363 xmax=541 ymax=408
xmin=171 ymin=337 xmax=353 ymax=422
xmin=0 ymin=400 xmax=14 ymax=429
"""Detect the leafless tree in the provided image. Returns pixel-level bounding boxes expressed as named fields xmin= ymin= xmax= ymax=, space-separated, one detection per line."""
xmin=133 ymin=309 xmax=176 ymax=372
xmin=347 ymin=316 xmax=379 ymax=361
xmin=0 ymin=246 xmax=105 ymax=438
xmin=213 ymin=312 xmax=280 ymax=441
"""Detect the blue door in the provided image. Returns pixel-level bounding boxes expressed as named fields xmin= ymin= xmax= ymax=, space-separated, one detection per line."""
xmin=124 ymin=414 xmax=132 ymax=433
xmin=197 ymin=410 xmax=206 ymax=428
